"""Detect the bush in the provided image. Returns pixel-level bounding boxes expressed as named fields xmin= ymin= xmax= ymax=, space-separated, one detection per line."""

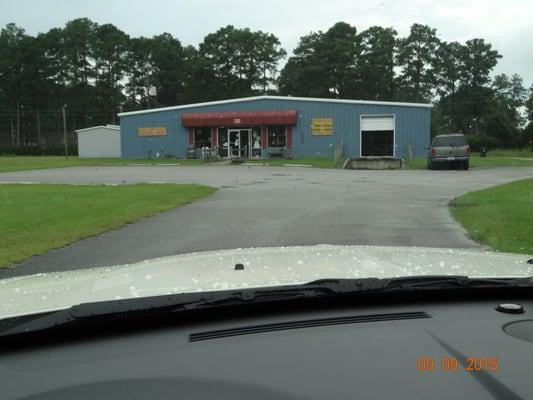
xmin=466 ymin=133 xmax=501 ymax=151
xmin=0 ymin=146 xmax=78 ymax=156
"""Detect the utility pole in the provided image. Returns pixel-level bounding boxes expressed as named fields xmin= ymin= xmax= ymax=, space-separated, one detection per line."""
xmin=16 ymin=100 xmax=21 ymax=147
xmin=62 ymin=104 xmax=68 ymax=159
xmin=36 ymin=109 xmax=42 ymax=148
xmin=10 ymin=120 xmax=15 ymax=146
xmin=116 ymin=105 xmax=123 ymax=125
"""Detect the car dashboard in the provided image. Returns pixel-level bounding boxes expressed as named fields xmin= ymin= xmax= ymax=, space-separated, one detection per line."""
xmin=1 ymin=293 xmax=532 ymax=400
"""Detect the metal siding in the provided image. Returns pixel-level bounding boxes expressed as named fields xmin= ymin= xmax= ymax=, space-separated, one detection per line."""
xmin=120 ymin=111 xmax=185 ymax=159
xmin=120 ymin=98 xmax=430 ymax=159
xmin=78 ymin=127 xmax=121 ymax=158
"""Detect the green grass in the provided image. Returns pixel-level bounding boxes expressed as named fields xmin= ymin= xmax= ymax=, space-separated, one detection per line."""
xmin=405 ymin=155 xmax=533 ymax=170
xmin=485 ymin=149 xmax=533 ymax=157
xmin=404 ymin=157 xmax=428 ymax=170
xmin=245 ymin=157 xmax=340 ymax=168
xmin=449 ymin=178 xmax=533 ymax=254
xmin=0 ymin=156 xmax=338 ymax=173
xmin=0 ymin=183 xmax=216 ymax=267
xmin=2 ymin=152 xmax=532 ymax=174
xmin=0 ymin=156 xmax=212 ymax=173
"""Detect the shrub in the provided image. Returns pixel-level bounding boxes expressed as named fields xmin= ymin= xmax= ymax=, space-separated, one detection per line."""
xmin=0 ymin=146 xmax=78 ymax=156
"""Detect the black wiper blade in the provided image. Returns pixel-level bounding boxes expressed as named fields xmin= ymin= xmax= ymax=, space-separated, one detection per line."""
xmin=70 ymin=285 xmax=339 ymax=318
xmin=0 ymin=284 xmax=344 ymax=338
xmin=306 ymin=275 xmax=533 ymax=292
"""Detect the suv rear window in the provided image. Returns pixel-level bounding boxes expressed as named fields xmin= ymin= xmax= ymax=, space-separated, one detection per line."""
xmin=432 ymin=136 xmax=467 ymax=146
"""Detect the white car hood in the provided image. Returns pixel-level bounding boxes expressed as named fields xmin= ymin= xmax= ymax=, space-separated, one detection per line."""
xmin=1 ymin=245 xmax=532 ymax=319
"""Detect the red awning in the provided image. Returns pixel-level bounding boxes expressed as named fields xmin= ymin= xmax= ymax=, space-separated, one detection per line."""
xmin=182 ymin=110 xmax=297 ymax=127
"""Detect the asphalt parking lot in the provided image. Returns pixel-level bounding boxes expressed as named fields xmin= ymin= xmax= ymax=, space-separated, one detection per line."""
xmin=1 ymin=165 xmax=532 ymax=277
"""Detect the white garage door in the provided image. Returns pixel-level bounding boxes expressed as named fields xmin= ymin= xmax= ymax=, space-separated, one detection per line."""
xmin=361 ymin=115 xmax=394 ymax=131
xmin=360 ymin=115 xmax=395 ymax=157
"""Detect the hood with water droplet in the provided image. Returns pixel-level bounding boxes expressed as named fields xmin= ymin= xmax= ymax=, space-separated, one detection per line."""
xmin=1 ymin=245 xmax=532 ymax=319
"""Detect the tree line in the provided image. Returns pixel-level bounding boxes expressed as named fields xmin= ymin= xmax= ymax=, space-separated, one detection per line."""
xmin=1 ymin=18 xmax=532 ymax=152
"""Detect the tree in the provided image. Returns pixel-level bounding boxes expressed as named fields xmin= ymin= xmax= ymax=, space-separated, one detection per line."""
xmin=434 ymin=42 xmax=462 ymax=98
xmin=458 ymin=39 xmax=501 ymax=88
xmin=526 ymin=84 xmax=533 ymax=123
xmin=433 ymin=41 xmax=464 ymax=132
xmin=254 ymin=31 xmax=286 ymax=94
xmin=124 ymin=37 xmax=154 ymax=109
xmin=149 ymin=33 xmax=187 ymax=106
xmin=278 ymin=31 xmax=330 ymax=97
xmin=197 ymin=25 xmax=285 ymax=100
xmin=278 ymin=22 xmax=358 ymax=98
xmin=493 ymin=73 xmax=527 ymax=127
xmin=320 ymin=22 xmax=358 ymax=97
xmin=0 ymin=23 xmax=36 ymax=145
xmin=182 ymin=44 xmax=217 ymax=103
xmin=523 ymin=85 xmax=533 ymax=149
xmin=43 ymin=18 xmax=99 ymax=131
xmin=396 ymin=24 xmax=440 ymax=102
xmin=60 ymin=18 xmax=97 ymax=87
xmin=355 ymin=26 xmax=397 ymax=100
xmin=93 ymin=23 xmax=129 ymax=123
xmin=433 ymin=38 xmax=503 ymax=147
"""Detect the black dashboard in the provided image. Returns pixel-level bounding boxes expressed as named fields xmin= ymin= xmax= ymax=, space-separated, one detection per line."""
xmin=1 ymin=292 xmax=532 ymax=400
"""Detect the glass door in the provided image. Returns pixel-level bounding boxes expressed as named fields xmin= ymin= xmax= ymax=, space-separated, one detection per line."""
xmin=239 ymin=129 xmax=250 ymax=158
xmin=228 ymin=128 xmax=251 ymax=158
xmin=218 ymin=128 xmax=228 ymax=157
xmin=228 ymin=129 xmax=240 ymax=158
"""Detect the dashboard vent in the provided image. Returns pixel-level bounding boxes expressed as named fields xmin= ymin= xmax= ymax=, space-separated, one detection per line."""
xmin=189 ymin=311 xmax=431 ymax=342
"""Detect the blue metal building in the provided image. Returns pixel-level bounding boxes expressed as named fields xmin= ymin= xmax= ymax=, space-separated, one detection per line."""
xmin=118 ymin=95 xmax=431 ymax=159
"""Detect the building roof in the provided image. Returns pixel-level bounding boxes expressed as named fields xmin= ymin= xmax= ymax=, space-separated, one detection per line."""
xmin=117 ymin=95 xmax=433 ymax=117
xmin=75 ymin=125 xmax=120 ymax=133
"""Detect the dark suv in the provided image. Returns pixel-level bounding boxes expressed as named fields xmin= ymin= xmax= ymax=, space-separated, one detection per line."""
xmin=427 ymin=134 xmax=470 ymax=170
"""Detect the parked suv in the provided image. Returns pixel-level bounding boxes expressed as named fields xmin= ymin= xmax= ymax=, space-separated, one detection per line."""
xmin=427 ymin=134 xmax=470 ymax=170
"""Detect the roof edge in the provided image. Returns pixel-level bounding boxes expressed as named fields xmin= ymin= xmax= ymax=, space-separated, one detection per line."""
xmin=118 ymin=95 xmax=433 ymax=117
xmin=75 ymin=125 xmax=120 ymax=133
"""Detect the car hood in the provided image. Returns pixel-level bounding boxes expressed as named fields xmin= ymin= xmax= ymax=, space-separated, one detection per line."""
xmin=1 ymin=245 xmax=532 ymax=319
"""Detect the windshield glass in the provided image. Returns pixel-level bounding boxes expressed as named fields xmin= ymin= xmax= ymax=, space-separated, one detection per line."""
xmin=0 ymin=0 xmax=532 ymax=318
xmin=432 ymin=136 xmax=467 ymax=146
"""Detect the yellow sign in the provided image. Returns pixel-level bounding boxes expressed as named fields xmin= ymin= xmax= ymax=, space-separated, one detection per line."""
xmin=312 ymin=118 xmax=333 ymax=135
xmin=138 ymin=127 xmax=167 ymax=136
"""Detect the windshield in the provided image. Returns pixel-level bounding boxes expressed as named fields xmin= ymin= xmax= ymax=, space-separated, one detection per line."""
xmin=432 ymin=136 xmax=467 ymax=147
xmin=0 ymin=0 xmax=533 ymax=318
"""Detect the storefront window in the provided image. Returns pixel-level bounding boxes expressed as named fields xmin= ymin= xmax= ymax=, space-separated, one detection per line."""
xmin=268 ymin=126 xmax=286 ymax=148
xmin=218 ymin=127 xmax=228 ymax=157
xmin=251 ymin=126 xmax=262 ymax=157
xmin=194 ymin=127 xmax=211 ymax=149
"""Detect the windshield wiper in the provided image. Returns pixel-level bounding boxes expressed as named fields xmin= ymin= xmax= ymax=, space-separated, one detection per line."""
xmin=1 ymin=275 xmax=531 ymax=338
xmin=306 ymin=275 xmax=533 ymax=292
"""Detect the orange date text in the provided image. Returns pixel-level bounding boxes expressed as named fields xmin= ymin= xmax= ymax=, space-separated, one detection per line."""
xmin=417 ymin=356 xmax=499 ymax=372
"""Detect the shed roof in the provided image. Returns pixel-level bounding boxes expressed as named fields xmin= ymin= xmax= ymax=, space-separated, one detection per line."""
xmin=117 ymin=95 xmax=433 ymax=118
xmin=75 ymin=125 xmax=120 ymax=133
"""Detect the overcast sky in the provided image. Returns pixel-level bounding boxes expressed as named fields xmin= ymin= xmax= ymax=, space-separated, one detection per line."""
xmin=1 ymin=0 xmax=532 ymax=88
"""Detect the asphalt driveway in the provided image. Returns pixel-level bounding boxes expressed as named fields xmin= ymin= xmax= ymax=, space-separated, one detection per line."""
xmin=1 ymin=165 xmax=532 ymax=278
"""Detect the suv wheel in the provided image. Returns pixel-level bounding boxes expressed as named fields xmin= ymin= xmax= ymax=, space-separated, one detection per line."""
xmin=463 ymin=160 xmax=469 ymax=170
xmin=427 ymin=159 xmax=434 ymax=170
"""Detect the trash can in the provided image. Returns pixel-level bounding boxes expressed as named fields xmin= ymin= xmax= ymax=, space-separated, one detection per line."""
xmin=480 ymin=147 xmax=488 ymax=157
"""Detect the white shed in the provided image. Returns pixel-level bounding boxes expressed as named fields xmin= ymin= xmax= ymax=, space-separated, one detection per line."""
xmin=76 ymin=125 xmax=121 ymax=158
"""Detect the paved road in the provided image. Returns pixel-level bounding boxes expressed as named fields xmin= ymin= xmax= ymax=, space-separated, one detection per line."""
xmin=1 ymin=165 xmax=532 ymax=278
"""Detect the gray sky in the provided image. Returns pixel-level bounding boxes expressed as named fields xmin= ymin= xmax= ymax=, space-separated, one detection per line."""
xmin=1 ymin=0 xmax=532 ymax=88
